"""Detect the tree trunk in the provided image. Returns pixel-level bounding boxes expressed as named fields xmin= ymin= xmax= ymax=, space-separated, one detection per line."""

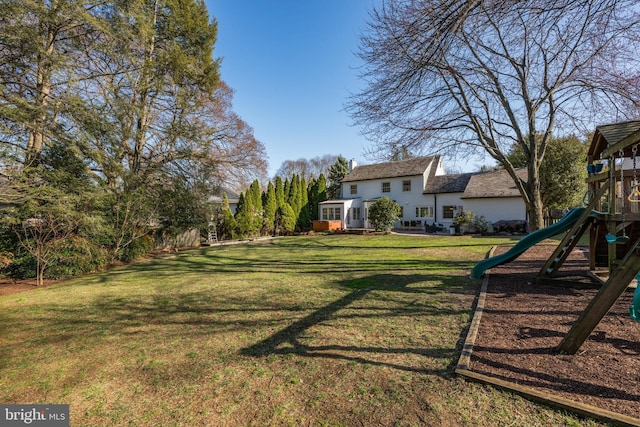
xmin=526 ymin=161 xmax=545 ymax=231
xmin=26 ymin=15 xmax=55 ymax=163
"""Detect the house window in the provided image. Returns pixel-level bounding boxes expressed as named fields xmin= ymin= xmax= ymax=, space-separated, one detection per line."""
xmin=350 ymin=184 xmax=358 ymax=195
xmin=382 ymin=182 xmax=390 ymax=193
xmin=352 ymin=207 xmax=361 ymax=220
xmin=322 ymin=207 xmax=342 ymax=220
xmin=399 ymin=206 xmax=404 ymax=218
xmin=415 ymin=206 xmax=434 ymax=219
xmin=402 ymin=180 xmax=411 ymax=191
xmin=443 ymin=205 xmax=456 ymax=219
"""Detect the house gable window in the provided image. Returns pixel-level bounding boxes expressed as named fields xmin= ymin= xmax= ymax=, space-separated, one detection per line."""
xmin=382 ymin=182 xmax=391 ymax=193
xmin=350 ymin=184 xmax=358 ymax=195
xmin=402 ymin=180 xmax=411 ymax=191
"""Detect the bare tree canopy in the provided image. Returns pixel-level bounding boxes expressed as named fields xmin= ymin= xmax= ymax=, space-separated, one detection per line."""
xmin=275 ymin=154 xmax=338 ymax=182
xmin=348 ymin=0 xmax=640 ymax=229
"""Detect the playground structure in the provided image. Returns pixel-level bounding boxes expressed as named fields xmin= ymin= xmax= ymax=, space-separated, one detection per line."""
xmin=471 ymin=120 xmax=640 ymax=355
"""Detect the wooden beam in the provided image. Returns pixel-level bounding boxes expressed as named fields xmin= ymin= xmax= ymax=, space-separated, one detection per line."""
xmin=456 ymin=369 xmax=640 ymax=427
xmin=601 ymin=128 xmax=640 ymax=159
xmin=557 ymin=237 xmax=640 ymax=354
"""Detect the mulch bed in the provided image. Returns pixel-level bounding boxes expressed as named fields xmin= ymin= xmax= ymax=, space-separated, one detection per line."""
xmin=468 ymin=244 xmax=640 ymax=421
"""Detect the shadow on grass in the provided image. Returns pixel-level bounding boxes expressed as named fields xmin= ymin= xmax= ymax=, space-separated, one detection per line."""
xmin=240 ymin=272 xmax=470 ymax=374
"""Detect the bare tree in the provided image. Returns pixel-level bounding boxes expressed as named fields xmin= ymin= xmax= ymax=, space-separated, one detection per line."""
xmin=349 ymin=0 xmax=640 ymax=229
xmin=275 ymin=155 xmax=338 ymax=182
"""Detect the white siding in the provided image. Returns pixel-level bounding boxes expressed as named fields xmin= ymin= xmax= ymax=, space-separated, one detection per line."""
xmin=463 ymin=198 xmax=527 ymax=224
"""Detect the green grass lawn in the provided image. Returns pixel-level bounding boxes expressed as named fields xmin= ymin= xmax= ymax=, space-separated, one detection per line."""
xmin=0 ymin=234 xmax=603 ymax=426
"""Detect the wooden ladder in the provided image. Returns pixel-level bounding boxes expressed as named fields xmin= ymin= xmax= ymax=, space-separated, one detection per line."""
xmin=207 ymin=221 xmax=218 ymax=244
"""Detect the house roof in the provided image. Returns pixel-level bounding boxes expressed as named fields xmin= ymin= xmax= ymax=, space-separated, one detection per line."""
xmin=588 ymin=120 xmax=640 ymax=159
xmin=461 ymin=168 xmax=527 ymax=199
xmin=423 ymin=172 xmax=475 ymax=194
xmin=208 ymin=190 xmax=240 ymax=205
xmin=341 ymin=156 xmax=440 ymax=182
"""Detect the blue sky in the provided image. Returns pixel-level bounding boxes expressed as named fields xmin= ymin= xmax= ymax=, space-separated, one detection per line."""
xmin=205 ymin=1 xmax=379 ymax=177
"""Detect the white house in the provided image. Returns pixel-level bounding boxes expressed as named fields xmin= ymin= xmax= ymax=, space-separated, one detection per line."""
xmin=316 ymin=156 xmax=527 ymax=231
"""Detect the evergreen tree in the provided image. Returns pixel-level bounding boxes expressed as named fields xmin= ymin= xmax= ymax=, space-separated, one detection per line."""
xmin=307 ymin=174 xmax=328 ymax=222
xmin=275 ymin=176 xmax=285 ymax=209
xmin=276 ymin=203 xmax=296 ymax=235
xmin=327 ymin=156 xmax=349 ymax=199
xmin=288 ymin=174 xmax=301 ymax=217
xmin=263 ymin=182 xmax=277 ymax=235
xmin=368 ymin=197 xmax=401 ymax=232
xmin=219 ymin=193 xmax=236 ymax=240
xmin=283 ymin=177 xmax=291 ymax=206
xmin=297 ymin=177 xmax=311 ymax=231
xmin=248 ymin=179 xmax=263 ymax=232
xmin=234 ymin=192 xmax=255 ymax=237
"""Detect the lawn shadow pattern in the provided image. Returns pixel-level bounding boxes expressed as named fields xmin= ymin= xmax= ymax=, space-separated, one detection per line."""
xmin=241 ymin=272 xmax=470 ymax=374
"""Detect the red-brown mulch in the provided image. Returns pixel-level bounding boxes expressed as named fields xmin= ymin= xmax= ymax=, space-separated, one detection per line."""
xmin=469 ymin=244 xmax=640 ymax=421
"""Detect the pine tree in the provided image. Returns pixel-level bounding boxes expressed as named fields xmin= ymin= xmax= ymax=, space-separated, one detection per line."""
xmin=328 ymin=156 xmax=349 ymax=199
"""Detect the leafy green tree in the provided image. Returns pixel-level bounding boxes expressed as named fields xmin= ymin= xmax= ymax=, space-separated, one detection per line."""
xmin=1 ymin=144 xmax=105 ymax=284
xmin=507 ymin=135 xmax=588 ymax=210
xmin=327 ymin=156 xmax=349 ymax=199
xmin=368 ymin=197 xmax=401 ymax=232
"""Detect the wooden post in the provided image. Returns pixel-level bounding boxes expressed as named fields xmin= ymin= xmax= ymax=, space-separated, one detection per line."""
xmin=557 ymin=237 xmax=640 ymax=354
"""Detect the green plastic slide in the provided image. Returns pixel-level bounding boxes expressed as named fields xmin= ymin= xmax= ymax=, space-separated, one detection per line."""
xmin=470 ymin=207 xmax=588 ymax=279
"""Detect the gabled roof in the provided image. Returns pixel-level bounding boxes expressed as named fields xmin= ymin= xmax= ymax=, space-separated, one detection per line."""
xmin=462 ymin=168 xmax=527 ymax=199
xmin=341 ymin=156 xmax=440 ymax=183
xmin=589 ymin=120 xmax=640 ymax=159
xmin=423 ymin=172 xmax=475 ymax=194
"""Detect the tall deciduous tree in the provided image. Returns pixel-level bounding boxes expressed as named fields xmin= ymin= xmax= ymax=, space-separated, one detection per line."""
xmin=349 ymin=0 xmax=640 ymax=230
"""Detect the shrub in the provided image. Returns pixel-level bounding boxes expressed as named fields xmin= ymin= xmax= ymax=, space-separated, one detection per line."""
xmin=47 ymin=236 xmax=109 ymax=278
xmin=2 ymin=252 xmax=36 ymax=279
xmin=118 ymin=234 xmax=154 ymax=262
xmin=469 ymin=215 xmax=492 ymax=234
xmin=368 ymin=197 xmax=401 ymax=232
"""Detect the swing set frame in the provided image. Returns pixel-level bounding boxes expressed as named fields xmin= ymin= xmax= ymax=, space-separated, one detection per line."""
xmin=545 ymin=121 xmax=640 ymax=354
